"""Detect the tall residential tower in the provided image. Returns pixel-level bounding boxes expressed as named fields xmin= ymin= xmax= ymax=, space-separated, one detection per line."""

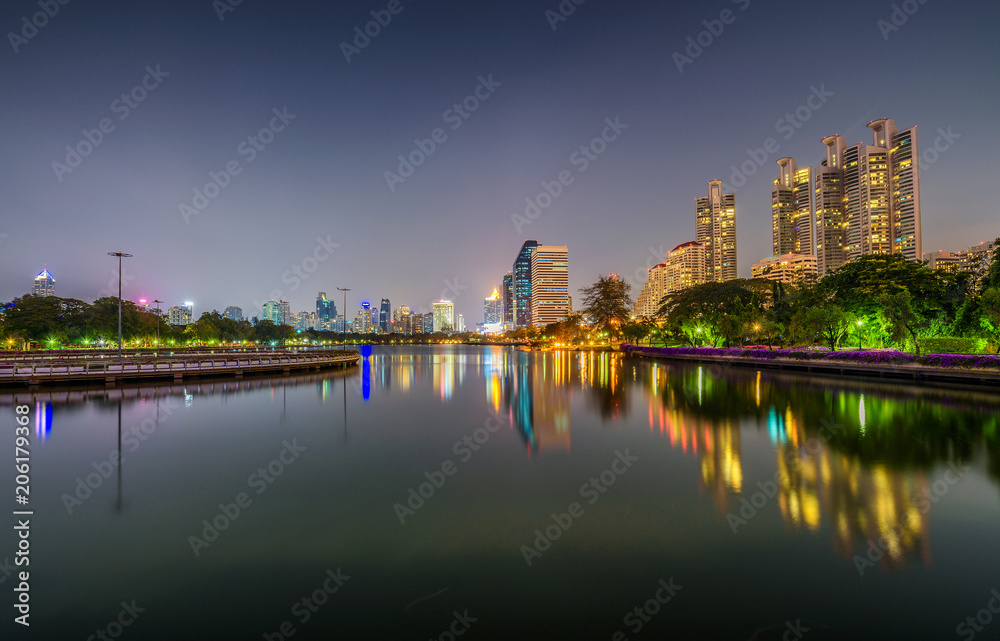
xmin=695 ymin=180 xmax=737 ymax=282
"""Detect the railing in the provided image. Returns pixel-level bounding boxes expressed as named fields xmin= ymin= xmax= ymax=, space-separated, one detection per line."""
xmin=0 ymin=351 xmax=360 ymax=383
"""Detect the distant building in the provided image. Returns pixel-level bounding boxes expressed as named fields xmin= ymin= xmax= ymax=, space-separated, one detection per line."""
xmin=433 ymin=301 xmax=455 ymax=332
xmin=925 ymin=240 xmax=997 ymax=290
xmin=293 ymin=311 xmax=311 ymax=331
xmin=696 ymin=180 xmax=737 ymax=282
xmin=502 ymin=273 xmax=514 ymax=327
xmin=393 ymin=305 xmax=411 ymax=334
xmin=513 ymin=240 xmax=538 ymax=328
xmin=411 ymin=313 xmax=424 ymax=334
xmin=635 ymin=242 xmax=708 ymax=317
xmin=422 ymin=312 xmax=433 ymax=333
xmin=168 ymin=305 xmax=192 ymax=326
xmin=262 ymin=301 xmax=290 ymax=325
xmin=751 ymin=253 xmax=818 ymax=285
xmin=223 ymin=306 xmax=243 ymax=322
xmin=456 ymin=314 xmax=465 ymax=332
xmin=316 ymin=293 xmax=336 ymax=331
xmin=32 ymin=269 xmax=55 ymax=297
xmin=484 ymin=288 xmax=503 ymax=325
xmin=379 ymin=298 xmax=391 ymax=333
xmin=356 ymin=302 xmax=377 ymax=333
xmin=530 ymin=245 xmax=569 ymax=327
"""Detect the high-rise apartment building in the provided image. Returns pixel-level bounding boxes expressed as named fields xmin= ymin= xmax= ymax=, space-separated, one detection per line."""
xmin=695 ymin=180 xmax=737 ymax=282
xmin=529 ymin=245 xmax=569 ymax=327
xmin=262 ymin=301 xmax=290 ymax=325
xmin=513 ymin=240 xmax=538 ymax=328
xmin=433 ymin=301 xmax=455 ymax=332
xmin=223 ymin=306 xmax=243 ymax=322
xmin=751 ymin=253 xmax=818 ymax=285
xmin=32 ymin=268 xmax=55 ymax=297
xmin=635 ymin=241 xmax=707 ymax=318
xmin=925 ymin=240 xmax=997 ymax=291
xmin=772 ymin=119 xmax=921 ymax=277
xmin=771 ymin=158 xmax=814 ymax=257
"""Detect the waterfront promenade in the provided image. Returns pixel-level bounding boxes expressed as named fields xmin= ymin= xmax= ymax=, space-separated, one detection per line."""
xmin=0 ymin=350 xmax=360 ymax=387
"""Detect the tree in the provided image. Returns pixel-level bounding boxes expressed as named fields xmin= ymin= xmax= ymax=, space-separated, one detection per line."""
xmin=792 ymin=304 xmax=850 ymax=352
xmin=579 ymin=275 xmax=632 ymax=337
xmin=879 ymin=291 xmax=922 ymax=355
xmin=980 ymin=288 xmax=1000 ymax=353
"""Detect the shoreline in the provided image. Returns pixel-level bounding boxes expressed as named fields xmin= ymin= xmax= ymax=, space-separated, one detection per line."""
xmin=621 ymin=345 xmax=1000 ymax=386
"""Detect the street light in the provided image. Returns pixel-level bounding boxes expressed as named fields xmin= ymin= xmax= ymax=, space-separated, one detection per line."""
xmin=337 ymin=287 xmax=351 ymax=351
xmin=107 ymin=252 xmax=133 ymax=359
xmin=279 ymin=300 xmax=288 ymax=349
xmin=153 ymin=300 xmax=164 ymax=357
xmin=857 ymin=319 xmax=864 ymax=350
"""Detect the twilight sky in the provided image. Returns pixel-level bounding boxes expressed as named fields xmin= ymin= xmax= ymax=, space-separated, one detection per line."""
xmin=2 ymin=0 xmax=998 ymax=323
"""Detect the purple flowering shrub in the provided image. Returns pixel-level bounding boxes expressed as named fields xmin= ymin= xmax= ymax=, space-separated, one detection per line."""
xmin=620 ymin=345 xmax=1000 ymax=370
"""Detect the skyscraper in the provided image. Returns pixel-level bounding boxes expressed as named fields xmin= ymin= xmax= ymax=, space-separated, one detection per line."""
xmin=814 ymin=135 xmax=849 ymax=275
xmin=433 ymin=301 xmax=455 ymax=332
xmin=502 ymin=273 xmax=514 ymax=327
xmin=316 ymin=293 xmax=336 ymax=331
xmin=223 ymin=306 xmax=243 ymax=322
xmin=379 ymin=298 xmax=391 ymax=333
xmin=530 ymin=245 xmax=569 ymax=327
xmin=771 ymin=158 xmax=814 ymax=257
xmin=32 ymin=268 xmax=55 ymax=297
xmin=513 ymin=240 xmax=538 ymax=328
xmin=695 ymin=180 xmax=737 ymax=282
xmin=634 ymin=242 xmax=707 ymax=318
xmin=484 ymin=288 xmax=502 ymax=325
xmin=810 ymin=120 xmax=920 ymax=275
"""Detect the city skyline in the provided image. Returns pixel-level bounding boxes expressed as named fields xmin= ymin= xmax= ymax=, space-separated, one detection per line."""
xmin=2 ymin=0 xmax=997 ymax=324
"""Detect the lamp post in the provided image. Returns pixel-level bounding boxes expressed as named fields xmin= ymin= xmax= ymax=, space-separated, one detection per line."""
xmin=153 ymin=300 xmax=164 ymax=357
xmin=107 ymin=252 xmax=132 ymax=359
xmin=857 ymin=319 xmax=864 ymax=350
xmin=337 ymin=287 xmax=350 ymax=351
xmin=279 ymin=300 xmax=289 ymax=349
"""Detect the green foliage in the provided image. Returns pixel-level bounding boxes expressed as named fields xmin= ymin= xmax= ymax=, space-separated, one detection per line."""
xmin=918 ymin=337 xmax=989 ymax=354
xmin=790 ymin=304 xmax=850 ymax=352
xmin=879 ymin=291 xmax=922 ymax=355
xmin=579 ymin=275 xmax=632 ymax=336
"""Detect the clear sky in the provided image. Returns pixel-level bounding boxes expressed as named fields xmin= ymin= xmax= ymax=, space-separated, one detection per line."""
xmin=2 ymin=0 xmax=998 ymax=323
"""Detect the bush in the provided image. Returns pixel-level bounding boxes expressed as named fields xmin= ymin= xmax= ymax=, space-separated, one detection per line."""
xmin=918 ymin=337 xmax=988 ymax=354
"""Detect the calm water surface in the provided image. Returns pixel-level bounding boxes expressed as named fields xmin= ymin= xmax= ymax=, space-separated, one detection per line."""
xmin=6 ymin=345 xmax=1000 ymax=640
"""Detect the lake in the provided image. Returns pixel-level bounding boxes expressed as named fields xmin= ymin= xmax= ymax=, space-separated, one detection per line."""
xmin=7 ymin=345 xmax=1000 ymax=640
